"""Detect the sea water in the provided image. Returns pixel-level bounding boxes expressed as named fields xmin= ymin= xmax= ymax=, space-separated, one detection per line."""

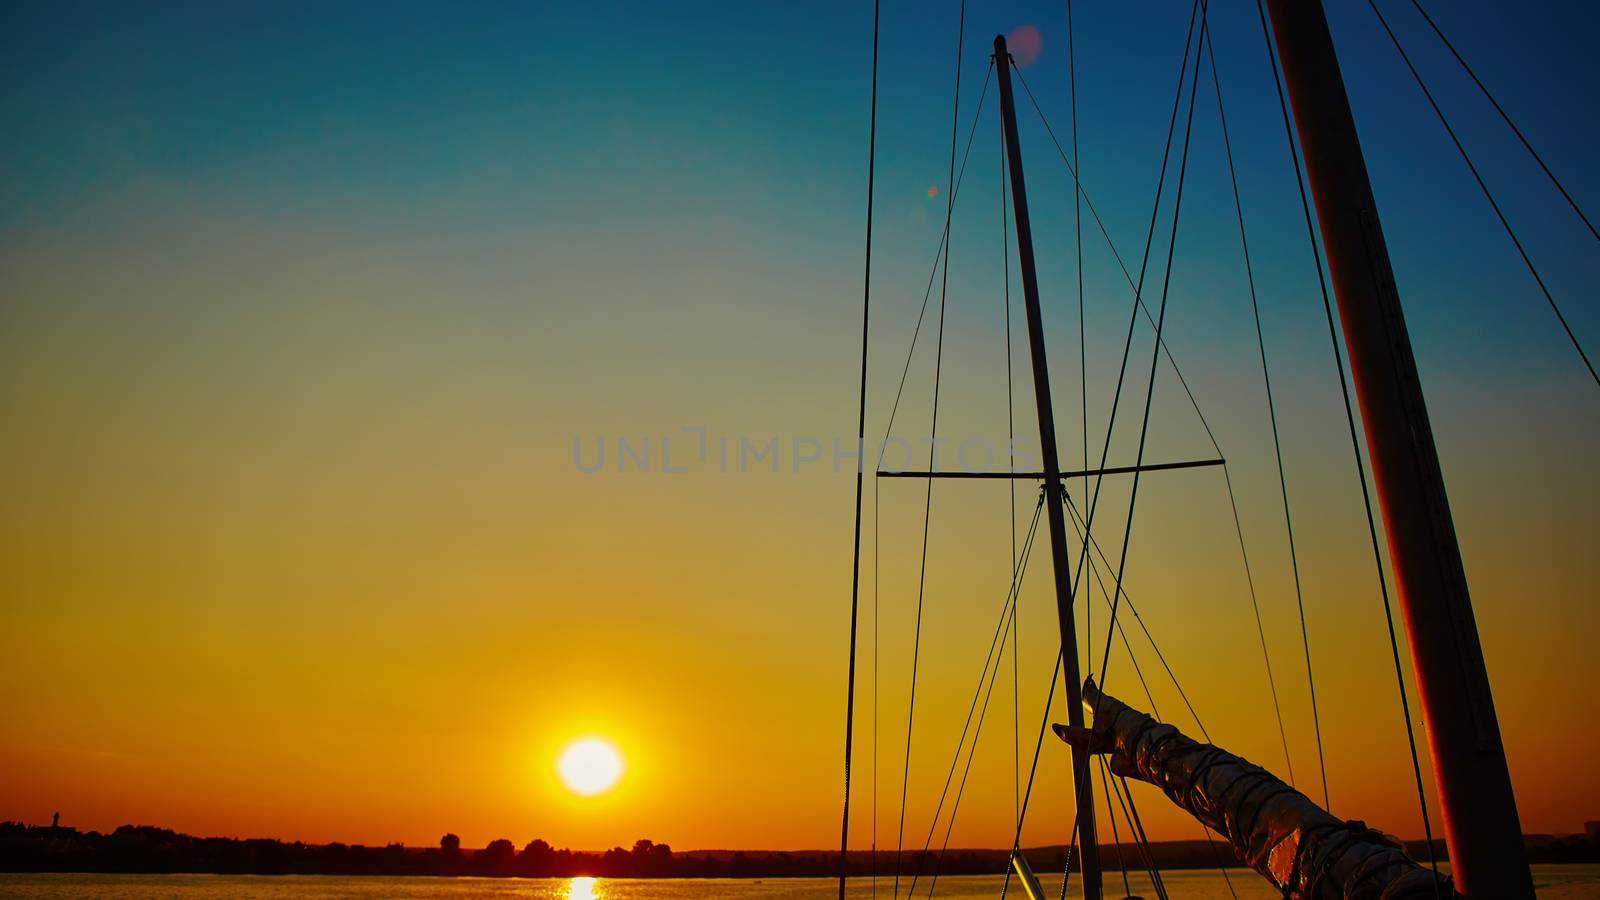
xmin=2 ymin=866 xmax=1598 ymax=898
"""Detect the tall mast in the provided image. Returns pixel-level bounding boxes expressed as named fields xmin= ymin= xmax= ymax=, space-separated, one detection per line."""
xmin=992 ymin=34 xmax=1102 ymax=900
xmin=1262 ymin=2 xmax=1533 ymax=896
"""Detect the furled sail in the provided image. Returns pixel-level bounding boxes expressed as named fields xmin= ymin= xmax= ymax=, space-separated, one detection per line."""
xmin=1054 ymin=680 xmax=1452 ymax=899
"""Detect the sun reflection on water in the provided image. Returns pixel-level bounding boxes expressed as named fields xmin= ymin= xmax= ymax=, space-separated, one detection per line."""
xmin=566 ymin=876 xmax=599 ymax=899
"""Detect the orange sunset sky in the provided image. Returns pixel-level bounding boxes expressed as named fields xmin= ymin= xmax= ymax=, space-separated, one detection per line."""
xmin=3 ymin=0 xmax=1598 ymax=854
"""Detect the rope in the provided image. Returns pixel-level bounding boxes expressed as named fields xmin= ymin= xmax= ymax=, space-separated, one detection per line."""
xmin=893 ymin=4 xmax=965 ymax=892
xmin=838 ymin=4 xmax=880 ymax=896
xmin=1251 ymin=0 xmax=1333 ymax=810
xmin=1407 ymin=0 xmax=1599 ymax=243
xmin=1366 ymin=0 xmax=1597 ymax=389
xmin=1202 ymin=25 xmax=1300 ymax=789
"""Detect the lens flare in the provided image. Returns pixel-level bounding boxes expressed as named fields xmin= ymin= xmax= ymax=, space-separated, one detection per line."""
xmin=1008 ymin=24 xmax=1043 ymax=68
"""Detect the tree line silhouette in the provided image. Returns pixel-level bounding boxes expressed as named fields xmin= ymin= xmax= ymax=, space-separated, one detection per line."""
xmin=2 ymin=820 xmax=1594 ymax=878
xmin=0 ymin=824 xmax=886 ymax=878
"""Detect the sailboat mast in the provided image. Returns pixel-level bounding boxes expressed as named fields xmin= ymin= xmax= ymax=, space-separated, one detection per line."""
xmin=1262 ymin=2 xmax=1533 ymax=896
xmin=992 ymin=34 xmax=1102 ymax=900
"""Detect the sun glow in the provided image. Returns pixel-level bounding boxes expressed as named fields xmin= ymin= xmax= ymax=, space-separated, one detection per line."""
xmin=566 ymin=876 xmax=599 ymax=899
xmin=557 ymin=737 xmax=624 ymax=796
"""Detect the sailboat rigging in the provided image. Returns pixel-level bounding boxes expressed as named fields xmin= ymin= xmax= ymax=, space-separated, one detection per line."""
xmin=838 ymin=1 xmax=1592 ymax=897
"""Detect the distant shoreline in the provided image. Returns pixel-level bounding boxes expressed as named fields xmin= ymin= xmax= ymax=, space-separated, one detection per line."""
xmin=4 ymin=821 xmax=1596 ymax=879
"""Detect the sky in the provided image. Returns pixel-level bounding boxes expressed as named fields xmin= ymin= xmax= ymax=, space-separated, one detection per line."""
xmin=2 ymin=0 xmax=1597 ymax=854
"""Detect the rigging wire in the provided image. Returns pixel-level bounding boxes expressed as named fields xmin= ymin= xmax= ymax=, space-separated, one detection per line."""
xmin=1000 ymin=85 xmax=1023 ymax=838
xmin=1096 ymin=0 xmax=1205 ymax=695
xmin=1066 ymin=488 xmax=1240 ymax=900
xmin=1056 ymin=810 xmax=1080 ymax=900
xmin=1065 ymin=0 xmax=1091 ymax=671
xmin=1016 ymin=69 xmax=1236 ymax=444
xmin=1006 ymin=9 xmax=1242 ymax=897
xmin=839 ymin=3 xmax=880 ymax=896
xmin=998 ymin=647 xmax=1065 ymax=900
xmin=1364 ymin=0 xmax=1597 ymax=390
xmin=1000 ymin=0 xmax=1205 ymax=889
xmin=1011 ymin=68 xmax=1228 ymax=475
xmin=906 ymin=496 xmax=1044 ymax=897
xmin=1014 ymin=0 xmax=1201 ymax=694
xmin=876 ymin=66 xmax=994 ymax=460
xmin=926 ymin=595 xmax=1027 ymax=898
xmin=893 ymin=4 xmax=966 ymax=893
xmin=1086 ymin=20 xmax=1211 ymax=900
xmin=1011 ymin=62 xmax=1295 ymax=777
xmin=1251 ymin=0 xmax=1334 ymax=810
xmin=1106 ymin=772 xmax=1170 ymax=900
xmin=1062 ymin=494 xmax=1196 ymax=737
xmin=857 ymin=52 xmax=992 ymax=896
xmin=1275 ymin=0 xmax=1448 ymax=877
xmin=874 ymin=485 xmax=882 ymax=897
xmin=1004 ymin=66 xmax=1216 ymax=733
xmin=1027 ymin=526 xmax=1169 ymax=900
xmin=1406 ymin=0 xmax=1599 ymax=243
xmin=1201 ymin=25 xmax=1302 ymax=789
xmin=1003 ymin=602 xmax=1216 ymax=900
xmin=1098 ymin=761 xmax=1133 ymax=899
xmin=861 ymin=0 xmax=1511 ymax=892
xmin=922 ymin=500 xmax=1047 ymax=898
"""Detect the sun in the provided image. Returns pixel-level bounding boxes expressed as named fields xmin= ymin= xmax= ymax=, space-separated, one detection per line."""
xmin=557 ymin=737 xmax=624 ymax=796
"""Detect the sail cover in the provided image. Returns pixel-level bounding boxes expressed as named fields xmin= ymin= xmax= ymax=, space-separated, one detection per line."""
xmin=1054 ymin=680 xmax=1453 ymax=899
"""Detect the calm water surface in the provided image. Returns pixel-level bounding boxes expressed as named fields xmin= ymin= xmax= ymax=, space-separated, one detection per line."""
xmin=2 ymin=867 xmax=1597 ymax=898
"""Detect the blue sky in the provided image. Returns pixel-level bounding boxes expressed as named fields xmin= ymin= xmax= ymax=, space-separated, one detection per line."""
xmin=5 ymin=2 xmax=1595 ymax=377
